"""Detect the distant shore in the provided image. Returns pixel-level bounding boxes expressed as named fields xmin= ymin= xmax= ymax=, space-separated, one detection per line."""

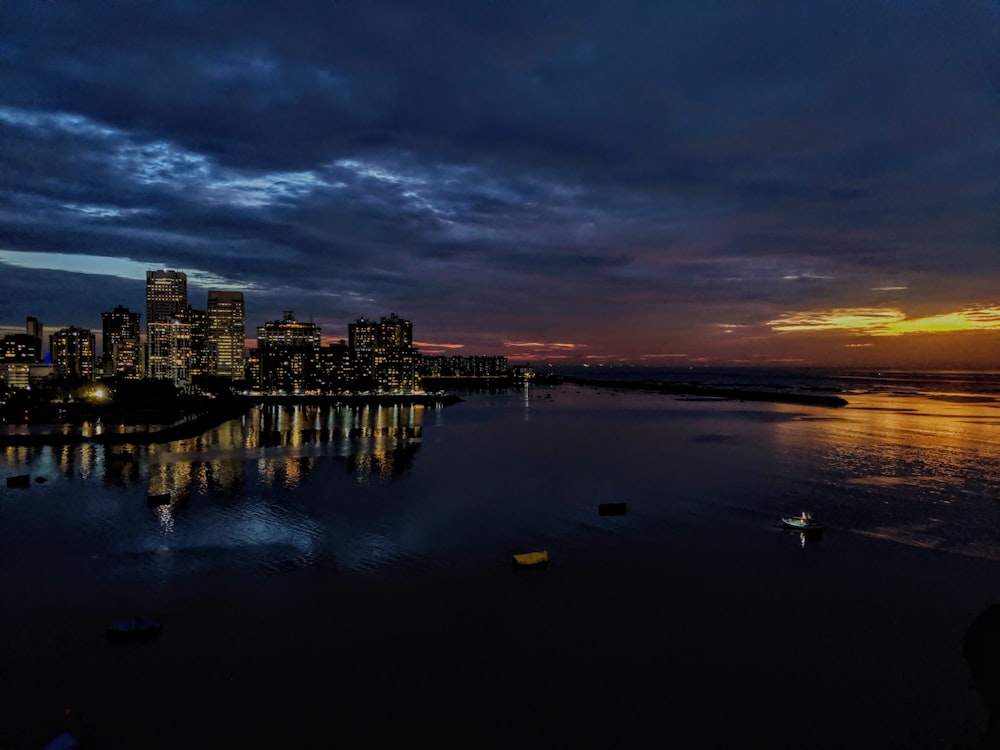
xmin=561 ymin=375 xmax=850 ymax=407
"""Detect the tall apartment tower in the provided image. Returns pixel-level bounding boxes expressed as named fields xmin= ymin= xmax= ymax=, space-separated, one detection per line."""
xmin=50 ymin=326 xmax=96 ymax=381
xmin=181 ymin=304 xmax=209 ymax=377
xmin=207 ymin=291 xmax=246 ymax=380
xmin=348 ymin=316 xmax=379 ymax=389
xmin=256 ymin=311 xmax=321 ymax=393
xmin=101 ymin=305 xmax=142 ymax=379
xmin=146 ymin=269 xmax=189 ymax=382
xmin=347 ymin=313 xmax=418 ymax=392
xmin=375 ymin=313 xmax=418 ymax=392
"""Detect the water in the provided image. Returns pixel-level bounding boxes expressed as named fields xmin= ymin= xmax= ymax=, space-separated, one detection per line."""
xmin=2 ymin=373 xmax=1000 ymax=748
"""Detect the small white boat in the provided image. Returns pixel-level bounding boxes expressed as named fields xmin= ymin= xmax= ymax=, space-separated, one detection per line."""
xmin=782 ymin=512 xmax=823 ymax=531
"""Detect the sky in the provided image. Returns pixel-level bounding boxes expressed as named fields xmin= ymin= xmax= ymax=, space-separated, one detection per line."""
xmin=2 ymin=1 xmax=998 ymax=369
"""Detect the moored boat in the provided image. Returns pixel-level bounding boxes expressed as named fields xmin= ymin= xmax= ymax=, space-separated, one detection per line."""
xmin=512 ymin=550 xmax=549 ymax=568
xmin=6 ymin=474 xmax=31 ymax=488
xmin=106 ymin=617 xmax=162 ymax=642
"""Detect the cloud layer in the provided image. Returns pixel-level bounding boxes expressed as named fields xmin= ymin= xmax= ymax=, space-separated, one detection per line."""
xmin=2 ymin=1 xmax=998 ymax=366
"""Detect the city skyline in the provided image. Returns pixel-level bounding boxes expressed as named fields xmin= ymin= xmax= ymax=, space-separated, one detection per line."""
xmin=2 ymin=2 xmax=998 ymax=368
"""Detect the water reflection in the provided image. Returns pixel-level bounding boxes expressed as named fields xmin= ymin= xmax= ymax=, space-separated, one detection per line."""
xmin=0 ymin=403 xmax=429 ymax=578
xmin=3 ymin=403 xmax=426 ymax=494
xmin=781 ymin=526 xmax=823 ymax=548
xmin=767 ymin=392 xmax=1000 ymax=558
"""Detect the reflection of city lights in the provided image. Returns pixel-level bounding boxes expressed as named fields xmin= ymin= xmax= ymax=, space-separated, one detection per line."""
xmin=5 ymin=402 xmax=430 ymax=504
xmin=154 ymin=504 xmax=175 ymax=534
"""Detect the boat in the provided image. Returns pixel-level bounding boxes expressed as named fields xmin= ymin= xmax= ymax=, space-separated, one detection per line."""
xmin=781 ymin=512 xmax=823 ymax=532
xmin=106 ymin=617 xmax=162 ymax=642
xmin=598 ymin=502 xmax=627 ymax=516
xmin=512 ymin=550 xmax=549 ymax=568
xmin=146 ymin=492 xmax=171 ymax=507
xmin=6 ymin=474 xmax=31 ymax=489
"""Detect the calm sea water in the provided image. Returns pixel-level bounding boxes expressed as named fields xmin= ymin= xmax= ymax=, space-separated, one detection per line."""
xmin=3 ymin=369 xmax=1000 ymax=748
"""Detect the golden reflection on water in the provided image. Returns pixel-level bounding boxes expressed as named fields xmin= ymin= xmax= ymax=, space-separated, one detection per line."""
xmin=2 ymin=403 xmax=426 ymax=495
xmin=768 ymin=391 xmax=1000 ymax=556
xmin=151 ymin=404 xmax=423 ymax=491
xmin=772 ymin=392 xmax=1000 ymax=483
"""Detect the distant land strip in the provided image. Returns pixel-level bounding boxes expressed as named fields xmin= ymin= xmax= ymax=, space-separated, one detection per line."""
xmin=561 ymin=376 xmax=849 ymax=408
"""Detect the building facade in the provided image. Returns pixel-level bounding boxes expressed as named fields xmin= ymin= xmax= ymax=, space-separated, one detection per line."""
xmin=207 ymin=291 xmax=246 ymax=380
xmin=146 ymin=269 xmax=189 ymax=383
xmin=2 ymin=333 xmax=41 ymax=366
xmin=25 ymin=316 xmax=43 ymax=362
xmin=346 ymin=313 xmax=419 ymax=392
xmin=146 ymin=270 xmax=187 ymax=326
xmin=181 ymin=305 xmax=209 ymax=378
xmin=1 ymin=330 xmax=41 ymax=389
xmin=256 ymin=311 xmax=322 ymax=393
xmin=101 ymin=305 xmax=142 ymax=379
xmin=347 ymin=317 xmax=379 ymax=390
xmin=373 ymin=313 xmax=419 ymax=392
xmin=420 ymin=355 xmax=509 ymax=377
xmin=50 ymin=326 xmax=96 ymax=381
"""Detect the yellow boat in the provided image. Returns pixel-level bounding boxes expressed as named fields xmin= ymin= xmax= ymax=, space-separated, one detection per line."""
xmin=512 ymin=550 xmax=549 ymax=568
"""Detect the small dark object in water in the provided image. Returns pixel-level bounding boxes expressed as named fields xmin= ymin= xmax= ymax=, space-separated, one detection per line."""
xmin=106 ymin=617 xmax=162 ymax=642
xmin=599 ymin=502 xmax=627 ymax=516
xmin=146 ymin=492 xmax=171 ymax=507
xmin=34 ymin=476 xmax=47 ymax=484
xmin=6 ymin=474 xmax=31 ymax=489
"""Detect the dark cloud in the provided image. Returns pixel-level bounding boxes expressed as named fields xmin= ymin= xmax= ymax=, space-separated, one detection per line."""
xmin=1 ymin=0 xmax=998 ymax=364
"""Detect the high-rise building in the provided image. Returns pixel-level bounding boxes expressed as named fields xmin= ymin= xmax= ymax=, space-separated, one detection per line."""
xmin=245 ymin=348 xmax=261 ymax=391
xmin=374 ymin=313 xmax=418 ymax=392
xmin=25 ymin=316 xmax=43 ymax=362
xmin=146 ymin=320 xmax=191 ymax=384
xmin=146 ymin=270 xmax=187 ymax=328
xmin=256 ymin=311 xmax=322 ymax=393
xmin=50 ymin=326 xmax=96 ymax=381
xmin=318 ymin=340 xmax=350 ymax=392
xmin=347 ymin=313 xmax=419 ymax=392
xmin=348 ymin=316 xmax=379 ymax=389
xmin=207 ymin=291 xmax=246 ymax=380
xmin=146 ymin=269 xmax=189 ymax=383
xmin=101 ymin=305 xmax=142 ymax=379
xmin=181 ymin=305 xmax=209 ymax=377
